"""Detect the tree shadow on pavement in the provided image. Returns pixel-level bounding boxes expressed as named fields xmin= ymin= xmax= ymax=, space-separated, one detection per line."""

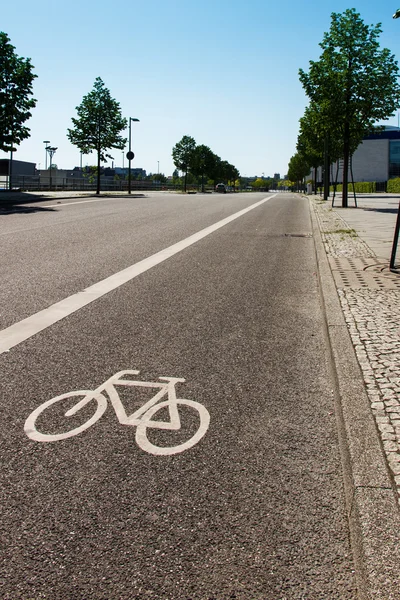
xmin=0 ymin=191 xmax=147 ymax=215
xmin=362 ymin=207 xmax=399 ymax=214
xmin=0 ymin=204 xmax=57 ymax=215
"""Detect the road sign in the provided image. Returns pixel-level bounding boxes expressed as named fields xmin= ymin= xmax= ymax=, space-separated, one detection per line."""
xmin=126 ymin=151 xmax=135 ymax=160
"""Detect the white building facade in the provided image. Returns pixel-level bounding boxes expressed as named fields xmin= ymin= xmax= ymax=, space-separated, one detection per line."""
xmin=313 ymin=126 xmax=400 ymax=184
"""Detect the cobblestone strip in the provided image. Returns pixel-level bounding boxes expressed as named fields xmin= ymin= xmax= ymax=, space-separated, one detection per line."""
xmin=314 ymin=199 xmax=375 ymax=258
xmin=312 ymin=198 xmax=400 ymax=503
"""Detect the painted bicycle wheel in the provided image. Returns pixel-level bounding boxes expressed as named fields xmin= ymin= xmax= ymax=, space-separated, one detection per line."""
xmin=24 ymin=390 xmax=107 ymax=442
xmin=135 ymin=398 xmax=210 ymax=456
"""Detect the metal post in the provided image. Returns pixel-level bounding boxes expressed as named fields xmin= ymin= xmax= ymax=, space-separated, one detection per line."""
xmin=128 ymin=118 xmax=132 ymax=195
xmin=46 ymin=146 xmax=57 ymax=190
xmin=43 ymin=140 xmax=50 ymax=170
xmin=127 ymin=117 xmax=139 ymax=195
xmin=390 ymin=201 xmax=400 ymax=271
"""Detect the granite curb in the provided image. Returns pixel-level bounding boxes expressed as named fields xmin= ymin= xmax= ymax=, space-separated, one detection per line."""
xmin=309 ymin=196 xmax=400 ymax=599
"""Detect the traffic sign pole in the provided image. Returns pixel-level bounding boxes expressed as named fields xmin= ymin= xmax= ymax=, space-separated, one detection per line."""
xmin=127 ymin=117 xmax=139 ymax=195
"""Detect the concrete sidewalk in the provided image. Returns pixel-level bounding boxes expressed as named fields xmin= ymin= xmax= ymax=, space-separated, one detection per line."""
xmin=312 ymin=192 xmax=400 ymax=490
xmin=311 ymin=193 xmax=400 ymax=599
xmin=331 ymin=193 xmax=400 ymax=262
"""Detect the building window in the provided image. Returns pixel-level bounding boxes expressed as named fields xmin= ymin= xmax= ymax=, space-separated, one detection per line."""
xmin=389 ymin=140 xmax=400 ymax=178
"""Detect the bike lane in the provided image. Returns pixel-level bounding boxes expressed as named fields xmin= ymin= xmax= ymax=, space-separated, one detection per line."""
xmin=0 ymin=192 xmax=270 ymax=330
xmin=0 ymin=194 xmax=356 ymax=599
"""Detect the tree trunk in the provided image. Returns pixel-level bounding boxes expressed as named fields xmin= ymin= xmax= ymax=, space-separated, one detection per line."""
xmin=9 ymin=119 xmax=14 ymax=191
xmin=350 ymin=155 xmax=357 ymax=207
xmin=323 ymin=136 xmax=330 ymax=200
xmin=9 ymin=149 xmax=13 ymax=191
xmin=96 ymin=116 xmax=101 ymax=195
xmin=184 ymin=170 xmax=187 ymax=192
xmin=342 ymin=122 xmax=350 ymax=208
xmin=96 ymin=148 xmax=101 ymax=195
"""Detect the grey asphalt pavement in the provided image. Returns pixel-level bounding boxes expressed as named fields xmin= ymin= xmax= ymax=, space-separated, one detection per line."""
xmin=1 ymin=192 xmax=358 ymax=598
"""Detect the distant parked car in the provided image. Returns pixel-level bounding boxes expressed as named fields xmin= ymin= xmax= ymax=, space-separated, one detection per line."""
xmin=215 ymin=183 xmax=226 ymax=193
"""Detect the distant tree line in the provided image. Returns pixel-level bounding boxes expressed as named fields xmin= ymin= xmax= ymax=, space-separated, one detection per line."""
xmin=172 ymin=135 xmax=240 ymax=192
xmin=1 ymin=29 xmax=281 ymax=196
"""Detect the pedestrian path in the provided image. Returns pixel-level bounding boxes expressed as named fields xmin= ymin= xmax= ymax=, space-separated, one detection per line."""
xmin=311 ymin=194 xmax=400 ymax=502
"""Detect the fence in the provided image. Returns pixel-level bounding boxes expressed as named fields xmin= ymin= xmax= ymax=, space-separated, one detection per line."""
xmin=0 ymin=176 xmax=252 ymax=194
xmin=0 ymin=176 xmax=188 ymax=193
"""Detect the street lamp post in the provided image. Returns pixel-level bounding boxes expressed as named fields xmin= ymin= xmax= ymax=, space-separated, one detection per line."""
xmin=46 ymin=146 xmax=57 ymax=190
xmin=43 ymin=140 xmax=50 ymax=170
xmin=127 ymin=117 xmax=139 ymax=195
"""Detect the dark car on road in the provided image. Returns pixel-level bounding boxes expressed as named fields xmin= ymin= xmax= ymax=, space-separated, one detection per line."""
xmin=215 ymin=183 xmax=226 ymax=193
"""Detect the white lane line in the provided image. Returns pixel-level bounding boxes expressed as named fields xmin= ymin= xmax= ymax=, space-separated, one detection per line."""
xmin=0 ymin=195 xmax=275 ymax=354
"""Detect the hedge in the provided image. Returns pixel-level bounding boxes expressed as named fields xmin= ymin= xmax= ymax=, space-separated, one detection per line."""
xmin=329 ymin=181 xmax=376 ymax=193
xmin=387 ymin=178 xmax=400 ymax=193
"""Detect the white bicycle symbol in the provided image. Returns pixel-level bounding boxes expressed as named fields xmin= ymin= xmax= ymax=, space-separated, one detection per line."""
xmin=24 ymin=370 xmax=210 ymax=456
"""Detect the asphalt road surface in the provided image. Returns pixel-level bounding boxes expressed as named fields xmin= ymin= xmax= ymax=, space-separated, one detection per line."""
xmin=0 ymin=192 xmax=357 ymax=599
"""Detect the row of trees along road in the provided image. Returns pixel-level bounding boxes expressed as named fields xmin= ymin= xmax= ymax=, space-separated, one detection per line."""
xmin=288 ymin=9 xmax=400 ymax=207
xmin=0 ymin=32 xmax=37 ymax=190
xmin=2 ymin=31 xmax=239 ymax=196
xmin=172 ymin=135 xmax=240 ymax=192
xmin=0 ymin=31 xmax=130 ymax=195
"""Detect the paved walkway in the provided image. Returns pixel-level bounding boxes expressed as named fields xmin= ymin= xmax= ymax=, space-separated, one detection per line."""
xmin=311 ymin=193 xmax=400 ymax=502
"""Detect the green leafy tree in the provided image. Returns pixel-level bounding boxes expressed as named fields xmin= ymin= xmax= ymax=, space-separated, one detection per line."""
xmin=172 ymin=135 xmax=196 ymax=191
xmin=83 ymin=165 xmax=100 ymax=184
xmin=0 ymin=31 xmax=37 ymax=189
xmin=296 ymin=102 xmax=346 ymax=193
xmin=278 ymin=179 xmax=293 ymax=190
xmin=296 ymin=105 xmax=326 ymax=193
xmin=209 ymin=154 xmax=222 ymax=184
xmin=150 ymin=172 xmax=167 ymax=183
xmin=228 ymin=165 xmax=240 ymax=190
xmin=299 ymin=9 xmax=400 ymax=207
xmin=263 ymin=177 xmax=273 ymax=191
xmin=67 ymin=77 xmax=127 ymax=195
xmin=220 ymin=160 xmax=232 ymax=182
xmin=213 ymin=160 xmax=239 ymax=188
xmin=252 ymin=178 xmax=265 ymax=190
xmin=191 ymin=145 xmax=215 ymax=191
xmin=287 ymin=152 xmax=310 ymax=189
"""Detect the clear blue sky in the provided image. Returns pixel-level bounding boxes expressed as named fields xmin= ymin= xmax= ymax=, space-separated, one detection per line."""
xmin=2 ymin=0 xmax=400 ymax=178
